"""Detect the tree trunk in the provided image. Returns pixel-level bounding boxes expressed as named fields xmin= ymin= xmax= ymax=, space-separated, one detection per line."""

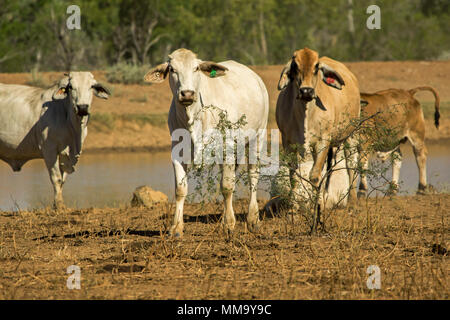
xmin=259 ymin=7 xmax=268 ymax=64
xmin=347 ymin=0 xmax=355 ymax=51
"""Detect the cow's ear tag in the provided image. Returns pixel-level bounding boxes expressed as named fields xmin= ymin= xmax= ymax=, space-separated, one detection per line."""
xmin=322 ymin=75 xmax=343 ymax=90
xmin=210 ymin=69 xmax=217 ymax=78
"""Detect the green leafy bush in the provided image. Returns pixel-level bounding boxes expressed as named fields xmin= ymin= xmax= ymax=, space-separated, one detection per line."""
xmin=105 ymin=63 xmax=150 ymax=85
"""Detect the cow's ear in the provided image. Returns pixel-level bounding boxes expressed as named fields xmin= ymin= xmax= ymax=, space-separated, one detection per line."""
xmin=53 ymin=76 xmax=70 ymax=100
xmin=199 ymin=61 xmax=228 ymax=78
xmin=144 ymin=62 xmax=169 ymax=83
xmin=53 ymin=86 xmax=68 ymax=100
xmin=320 ymin=63 xmax=345 ymax=90
xmin=93 ymin=83 xmax=110 ymax=99
xmin=278 ymin=59 xmax=297 ymax=91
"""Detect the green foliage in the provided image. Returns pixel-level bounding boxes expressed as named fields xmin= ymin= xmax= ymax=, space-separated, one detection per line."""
xmin=105 ymin=62 xmax=150 ymax=84
xmin=0 ymin=0 xmax=449 ymax=72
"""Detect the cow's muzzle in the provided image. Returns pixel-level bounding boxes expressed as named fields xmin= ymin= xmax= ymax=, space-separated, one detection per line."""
xmin=178 ymin=90 xmax=195 ymax=106
xmin=76 ymin=104 xmax=90 ymax=117
xmin=299 ymin=87 xmax=315 ymax=102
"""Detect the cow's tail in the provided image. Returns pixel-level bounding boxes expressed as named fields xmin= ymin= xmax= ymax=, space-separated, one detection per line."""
xmin=408 ymin=86 xmax=440 ymax=129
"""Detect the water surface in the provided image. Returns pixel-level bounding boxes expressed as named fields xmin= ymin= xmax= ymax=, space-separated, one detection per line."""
xmin=0 ymin=143 xmax=448 ymax=211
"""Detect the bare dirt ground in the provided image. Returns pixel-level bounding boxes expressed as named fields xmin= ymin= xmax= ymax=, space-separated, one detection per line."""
xmin=0 ymin=60 xmax=448 ymax=153
xmin=0 ymin=194 xmax=447 ymax=299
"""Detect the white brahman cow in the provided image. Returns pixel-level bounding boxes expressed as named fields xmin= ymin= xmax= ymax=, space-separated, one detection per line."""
xmin=144 ymin=48 xmax=269 ymax=237
xmin=0 ymin=72 xmax=110 ymax=209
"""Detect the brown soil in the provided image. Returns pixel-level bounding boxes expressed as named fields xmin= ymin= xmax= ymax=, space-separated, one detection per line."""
xmin=0 ymin=194 xmax=447 ymax=299
xmin=0 ymin=60 xmax=448 ymax=153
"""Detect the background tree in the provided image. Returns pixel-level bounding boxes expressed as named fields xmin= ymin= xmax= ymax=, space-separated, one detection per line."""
xmin=0 ymin=0 xmax=448 ymax=72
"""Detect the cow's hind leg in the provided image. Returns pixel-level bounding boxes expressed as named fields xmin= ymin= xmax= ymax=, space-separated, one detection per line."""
xmin=43 ymin=148 xmax=65 ymax=211
xmin=170 ymin=159 xmax=188 ymax=237
xmin=390 ymin=148 xmax=402 ymax=194
xmin=247 ymin=163 xmax=260 ymax=233
xmin=357 ymin=142 xmax=370 ymax=198
xmin=408 ymin=134 xmax=429 ymax=194
xmin=221 ymin=164 xmax=236 ymax=237
xmin=358 ymin=152 xmax=369 ymax=198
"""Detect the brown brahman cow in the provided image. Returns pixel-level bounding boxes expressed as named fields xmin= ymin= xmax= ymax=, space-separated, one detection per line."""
xmin=276 ymin=47 xmax=361 ymax=214
xmin=358 ymin=86 xmax=440 ymax=196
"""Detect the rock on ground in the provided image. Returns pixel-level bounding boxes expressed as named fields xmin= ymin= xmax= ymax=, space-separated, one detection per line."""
xmin=131 ymin=186 xmax=168 ymax=208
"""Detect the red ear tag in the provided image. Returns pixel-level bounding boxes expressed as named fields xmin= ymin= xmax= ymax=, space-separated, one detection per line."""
xmin=326 ymin=77 xmax=335 ymax=84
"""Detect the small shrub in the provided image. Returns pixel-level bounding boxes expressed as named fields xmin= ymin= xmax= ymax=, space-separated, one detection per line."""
xmin=129 ymin=94 xmax=148 ymax=103
xmin=122 ymin=113 xmax=167 ymax=127
xmin=105 ymin=62 xmax=150 ymax=85
xmin=90 ymin=113 xmax=115 ymax=131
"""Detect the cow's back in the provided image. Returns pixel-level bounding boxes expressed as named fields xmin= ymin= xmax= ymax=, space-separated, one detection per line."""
xmin=0 ymin=84 xmax=47 ymax=159
xmin=199 ymin=60 xmax=269 ymax=131
xmin=361 ymin=89 xmax=420 ymax=142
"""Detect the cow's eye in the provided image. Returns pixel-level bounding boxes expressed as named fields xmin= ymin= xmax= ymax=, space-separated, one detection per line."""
xmin=169 ymin=66 xmax=176 ymax=73
xmin=194 ymin=66 xmax=200 ymax=72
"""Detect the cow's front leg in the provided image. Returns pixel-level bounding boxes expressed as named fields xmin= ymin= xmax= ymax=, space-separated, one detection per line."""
xmin=170 ymin=159 xmax=188 ymax=237
xmin=309 ymin=143 xmax=330 ymax=231
xmin=221 ymin=163 xmax=236 ymax=236
xmin=43 ymin=148 xmax=65 ymax=211
xmin=247 ymin=163 xmax=260 ymax=233
xmin=390 ymin=148 xmax=402 ymax=194
xmin=59 ymin=163 xmax=69 ymax=186
xmin=309 ymin=143 xmax=329 ymax=188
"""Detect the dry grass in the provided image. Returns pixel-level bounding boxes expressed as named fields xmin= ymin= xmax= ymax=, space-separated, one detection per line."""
xmin=0 ymin=194 xmax=447 ymax=299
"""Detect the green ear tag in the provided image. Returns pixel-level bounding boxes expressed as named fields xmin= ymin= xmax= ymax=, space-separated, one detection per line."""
xmin=210 ymin=69 xmax=217 ymax=78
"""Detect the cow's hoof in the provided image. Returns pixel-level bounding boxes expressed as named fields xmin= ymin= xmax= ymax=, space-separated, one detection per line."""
xmin=221 ymin=224 xmax=235 ymax=242
xmin=222 ymin=223 xmax=235 ymax=238
xmin=357 ymin=190 xmax=367 ymax=199
xmin=224 ymin=229 xmax=234 ymax=242
xmin=53 ymin=202 xmax=66 ymax=212
xmin=246 ymin=220 xmax=261 ymax=234
xmin=168 ymin=226 xmax=183 ymax=238
xmin=417 ymin=184 xmax=437 ymax=195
